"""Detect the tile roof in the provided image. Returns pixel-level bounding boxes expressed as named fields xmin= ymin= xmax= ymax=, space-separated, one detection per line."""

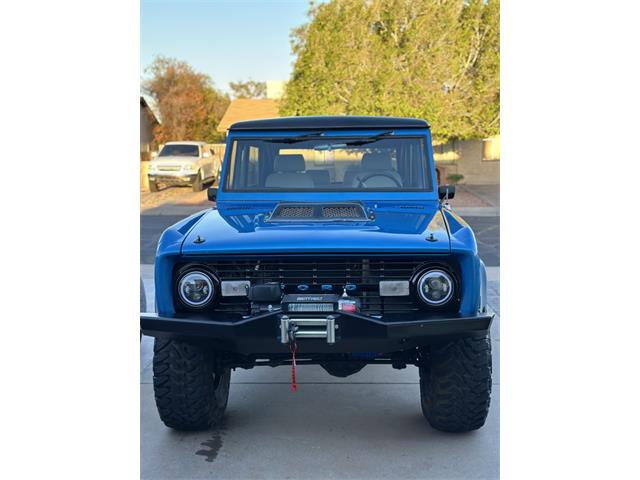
xmin=217 ymin=99 xmax=280 ymax=132
xmin=140 ymin=95 xmax=160 ymax=124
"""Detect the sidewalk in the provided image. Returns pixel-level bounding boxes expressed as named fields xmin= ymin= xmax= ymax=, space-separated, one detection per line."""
xmin=451 ymin=184 xmax=500 ymax=217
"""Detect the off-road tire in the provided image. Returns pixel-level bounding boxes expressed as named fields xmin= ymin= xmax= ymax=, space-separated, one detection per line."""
xmin=419 ymin=334 xmax=492 ymax=432
xmin=148 ymin=178 xmax=159 ymax=192
xmin=152 ymin=338 xmax=230 ymax=431
xmin=192 ymin=171 xmax=204 ymax=192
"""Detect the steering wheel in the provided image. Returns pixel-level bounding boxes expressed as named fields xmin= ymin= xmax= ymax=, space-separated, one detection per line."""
xmin=355 ymin=172 xmax=402 ymax=188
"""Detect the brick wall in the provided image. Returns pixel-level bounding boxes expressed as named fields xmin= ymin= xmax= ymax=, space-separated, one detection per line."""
xmin=434 ymin=136 xmax=500 ymax=185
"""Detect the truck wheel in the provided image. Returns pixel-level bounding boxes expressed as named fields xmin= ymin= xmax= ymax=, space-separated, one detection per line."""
xmin=192 ymin=171 xmax=204 ymax=192
xmin=152 ymin=338 xmax=230 ymax=431
xmin=419 ymin=334 xmax=492 ymax=432
xmin=148 ymin=178 xmax=159 ymax=192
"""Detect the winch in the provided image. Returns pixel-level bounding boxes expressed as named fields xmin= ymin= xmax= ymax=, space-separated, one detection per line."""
xmin=282 ymin=293 xmax=338 ymax=313
xmin=281 ymin=293 xmax=360 ymax=314
xmin=279 ymin=315 xmax=337 ymax=344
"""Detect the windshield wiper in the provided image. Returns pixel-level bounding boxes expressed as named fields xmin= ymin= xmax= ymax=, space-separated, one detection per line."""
xmin=263 ymin=129 xmax=394 ymax=145
xmin=265 ymin=131 xmax=326 ymax=144
xmin=341 ymin=130 xmax=395 ymax=146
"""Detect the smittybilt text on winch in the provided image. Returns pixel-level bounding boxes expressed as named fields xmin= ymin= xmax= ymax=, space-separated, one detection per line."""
xmin=141 ymin=116 xmax=493 ymax=433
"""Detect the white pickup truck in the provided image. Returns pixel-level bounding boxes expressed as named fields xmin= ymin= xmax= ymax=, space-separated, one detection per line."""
xmin=147 ymin=141 xmax=220 ymax=192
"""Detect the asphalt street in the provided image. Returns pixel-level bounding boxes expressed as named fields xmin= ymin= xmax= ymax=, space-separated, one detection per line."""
xmin=140 ymin=213 xmax=500 ymax=266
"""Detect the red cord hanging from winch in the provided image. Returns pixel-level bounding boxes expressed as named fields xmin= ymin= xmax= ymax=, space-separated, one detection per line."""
xmin=290 ymin=342 xmax=298 ymax=392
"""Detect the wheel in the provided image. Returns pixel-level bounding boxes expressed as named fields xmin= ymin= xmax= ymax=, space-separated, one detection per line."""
xmin=152 ymin=338 xmax=230 ymax=430
xmin=148 ymin=177 xmax=159 ymax=192
xmin=192 ymin=171 xmax=204 ymax=192
xmin=419 ymin=334 xmax=492 ymax=432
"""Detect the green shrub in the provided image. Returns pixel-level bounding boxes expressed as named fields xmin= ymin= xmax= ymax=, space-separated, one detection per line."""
xmin=446 ymin=173 xmax=465 ymax=184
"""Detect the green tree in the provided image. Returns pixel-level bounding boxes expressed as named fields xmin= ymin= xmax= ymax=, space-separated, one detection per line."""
xmin=229 ymin=80 xmax=267 ymax=99
xmin=143 ymin=56 xmax=229 ymax=143
xmin=280 ymin=0 xmax=499 ymax=141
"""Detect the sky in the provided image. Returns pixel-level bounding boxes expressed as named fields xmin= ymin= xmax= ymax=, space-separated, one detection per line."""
xmin=141 ymin=0 xmax=314 ymax=95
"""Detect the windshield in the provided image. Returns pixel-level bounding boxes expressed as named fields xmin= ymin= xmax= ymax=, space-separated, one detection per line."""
xmin=224 ymin=136 xmax=431 ymax=191
xmin=159 ymin=144 xmax=200 ymax=157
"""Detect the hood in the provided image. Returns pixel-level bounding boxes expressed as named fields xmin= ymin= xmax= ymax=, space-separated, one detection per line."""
xmin=181 ymin=201 xmax=450 ymax=255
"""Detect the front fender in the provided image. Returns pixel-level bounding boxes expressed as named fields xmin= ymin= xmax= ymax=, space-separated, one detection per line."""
xmin=155 ymin=209 xmax=210 ymax=315
xmin=479 ymin=259 xmax=488 ymax=312
xmin=442 ymin=208 xmax=486 ymax=315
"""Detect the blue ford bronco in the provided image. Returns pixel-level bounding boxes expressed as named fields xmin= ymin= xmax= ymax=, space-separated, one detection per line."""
xmin=141 ymin=116 xmax=493 ymax=433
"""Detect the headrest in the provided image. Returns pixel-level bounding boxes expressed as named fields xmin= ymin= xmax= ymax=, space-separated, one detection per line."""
xmin=361 ymin=152 xmax=392 ymax=171
xmin=274 ymin=154 xmax=306 ymax=173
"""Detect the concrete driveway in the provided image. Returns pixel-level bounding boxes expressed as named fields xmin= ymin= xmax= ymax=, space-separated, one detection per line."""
xmin=140 ymin=268 xmax=500 ymax=479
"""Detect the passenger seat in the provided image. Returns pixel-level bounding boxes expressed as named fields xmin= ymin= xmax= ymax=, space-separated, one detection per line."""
xmin=265 ymin=154 xmax=314 ymax=188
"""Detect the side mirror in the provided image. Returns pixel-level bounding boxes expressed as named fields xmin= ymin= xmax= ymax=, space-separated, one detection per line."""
xmin=438 ymin=185 xmax=456 ymax=200
xmin=207 ymin=187 xmax=217 ymax=202
xmin=203 ymin=151 xmax=211 ymax=158
xmin=151 ymin=151 xmax=158 ymax=159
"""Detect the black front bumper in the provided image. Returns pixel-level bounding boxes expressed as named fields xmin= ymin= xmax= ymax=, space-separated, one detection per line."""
xmin=141 ymin=310 xmax=493 ymax=355
xmin=148 ymin=174 xmax=197 ymax=184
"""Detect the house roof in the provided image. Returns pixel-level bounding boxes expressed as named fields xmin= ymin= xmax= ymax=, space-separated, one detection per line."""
xmin=140 ymin=96 xmax=160 ymax=125
xmin=217 ymin=99 xmax=280 ymax=132
xmin=228 ymin=115 xmax=430 ymax=131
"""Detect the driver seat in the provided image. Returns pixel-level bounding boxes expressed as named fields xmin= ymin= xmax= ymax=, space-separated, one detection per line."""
xmin=352 ymin=153 xmax=402 ymax=187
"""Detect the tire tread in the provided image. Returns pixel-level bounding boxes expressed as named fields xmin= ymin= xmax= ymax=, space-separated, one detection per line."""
xmin=152 ymin=338 xmax=229 ymax=431
xmin=419 ymin=335 xmax=492 ymax=432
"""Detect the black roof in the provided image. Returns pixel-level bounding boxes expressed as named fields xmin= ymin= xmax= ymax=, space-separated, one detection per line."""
xmin=228 ymin=115 xmax=430 ymax=131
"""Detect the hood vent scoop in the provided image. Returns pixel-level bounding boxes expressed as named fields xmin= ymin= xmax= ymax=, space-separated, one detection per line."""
xmin=269 ymin=203 xmax=367 ymax=222
xmin=322 ymin=205 xmax=363 ymax=218
xmin=278 ymin=205 xmax=314 ymax=218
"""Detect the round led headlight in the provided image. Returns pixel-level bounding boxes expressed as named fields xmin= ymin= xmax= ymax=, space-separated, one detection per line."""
xmin=417 ymin=269 xmax=454 ymax=306
xmin=177 ymin=271 xmax=215 ymax=308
